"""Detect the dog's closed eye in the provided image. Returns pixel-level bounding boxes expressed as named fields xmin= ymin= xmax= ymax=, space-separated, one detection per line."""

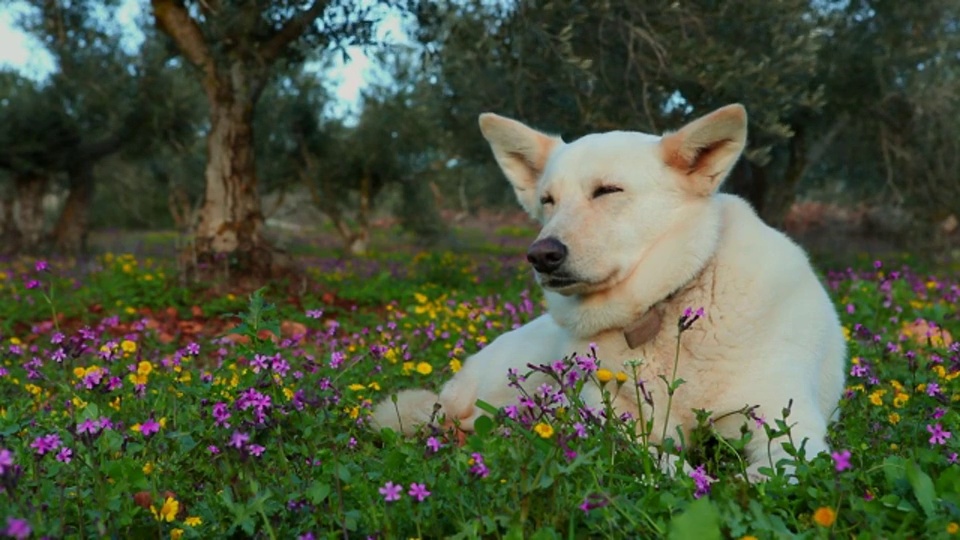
xmin=592 ymin=185 xmax=623 ymax=199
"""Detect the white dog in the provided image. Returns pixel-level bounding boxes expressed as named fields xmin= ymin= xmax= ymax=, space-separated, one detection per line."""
xmin=372 ymin=104 xmax=846 ymax=479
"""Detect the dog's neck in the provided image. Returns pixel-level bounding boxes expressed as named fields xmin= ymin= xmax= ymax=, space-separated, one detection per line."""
xmin=544 ymin=199 xmax=723 ymax=340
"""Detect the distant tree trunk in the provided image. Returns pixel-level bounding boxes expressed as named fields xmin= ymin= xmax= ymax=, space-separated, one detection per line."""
xmin=52 ymin=162 xmax=95 ymax=255
xmin=0 ymin=193 xmax=20 ymax=255
xmin=725 ymin=159 xmax=769 ymax=219
xmin=14 ymin=172 xmax=48 ymax=252
xmin=191 ymin=94 xmax=280 ymax=279
xmin=762 ymin=129 xmax=808 ymax=230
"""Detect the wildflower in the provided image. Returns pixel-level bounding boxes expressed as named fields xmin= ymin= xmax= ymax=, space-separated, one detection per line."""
xmin=408 ymin=482 xmax=431 ymax=502
xmin=4 ymin=517 xmax=30 ymax=540
xmin=171 ymin=529 xmax=184 ymax=540
xmin=415 ymin=362 xmax=433 ymax=375
xmin=831 ymin=449 xmax=852 ymax=472
xmin=207 ymin=445 xmax=220 ymax=455
xmin=927 ymin=424 xmax=952 ymax=445
xmin=615 ymin=371 xmax=628 ymax=384
xmin=121 ymin=340 xmax=137 ymax=354
xmin=31 ymin=433 xmax=62 ymax=456
xmin=306 ymin=309 xmax=323 ymax=319
xmin=140 ymin=418 xmax=161 ymax=437
xmin=379 ymin=481 xmax=403 ymax=502
xmin=0 ymin=448 xmax=12 ymax=475
xmin=56 ymin=447 xmax=73 ymax=463
xmin=470 ymin=452 xmax=490 ymax=478
xmin=596 ymin=369 xmax=614 ymax=384
xmin=888 ymin=412 xmax=901 ymax=425
xmin=533 ymin=422 xmax=555 ymax=439
xmin=689 ymin=465 xmax=715 ymax=499
xmin=229 ymin=430 xmax=251 ymax=449
xmin=812 ymin=506 xmax=836 ymax=527
xmin=947 ymin=522 xmax=959 ymax=535
xmin=184 ymin=516 xmax=202 ymax=526
xmin=35 ymin=259 xmax=48 ymax=272
xmin=151 ymin=496 xmax=180 ymax=522
xmin=248 ymin=444 xmax=266 ymax=457
xmin=426 ymin=436 xmax=441 ymax=453
xmin=573 ymin=422 xmax=588 ymax=439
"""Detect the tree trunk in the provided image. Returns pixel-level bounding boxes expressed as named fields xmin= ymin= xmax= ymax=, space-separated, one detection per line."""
xmin=14 ymin=172 xmax=48 ymax=253
xmin=761 ymin=129 xmax=808 ymax=230
xmin=0 ymin=193 xmax=20 ymax=256
xmin=190 ymin=93 xmax=282 ymax=281
xmin=52 ymin=162 xmax=95 ymax=255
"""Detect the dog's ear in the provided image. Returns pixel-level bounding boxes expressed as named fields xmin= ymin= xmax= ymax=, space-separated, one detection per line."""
xmin=478 ymin=113 xmax=562 ymax=215
xmin=660 ymin=104 xmax=747 ymax=197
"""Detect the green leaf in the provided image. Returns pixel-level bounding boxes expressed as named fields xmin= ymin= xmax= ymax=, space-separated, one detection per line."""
xmin=669 ymin=498 xmax=721 ymax=540
xmin=905 ymin=460 xmax=936 ymax=517
xmin=473 ymin=415 xmax=494 ymax=437
xmin=306 ymin=482 xmax=331 ymax=504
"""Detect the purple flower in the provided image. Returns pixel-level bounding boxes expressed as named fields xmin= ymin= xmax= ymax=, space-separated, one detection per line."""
xmin=689 ymin=464 xmax=715 ymax=499
xmin=35 ymin=260 xmax=48 ymax=272
xmin=185 ymin=342 xmax=200 ymax=355
xmin=831 ymin=449 xmax=852 ymax=472
xmin=56 ymin=446 xmax=73 ymax=463
xmin=0 ymin=448 xmax=13 ymax=475
xmin=140 ymin=418 xmax=161 ymax=437
xmin=926 ymin=383 xmax=941 ymax=396
xmin=927 ymin=423 xmax=952 ymax=445
xmin=408 ymin=482 xmax=431 ymax=502
xmin=470 ymin=452 xmax=490 ymax=478
xmin=379 ymin=481 xmax=402 ymax=502
xmin=573 ymin=422 xmax=588 ymax=439
xmin=248 ymin=444 xmax=266 ymax=457
xmin=208 ymin=445 xmax=220 ymax=455
xmin=4 ymin=517 xmax=31 ymax=540
xmin=306 ymin=309 xmax=323 ymax=319
xmin=31 ymin=433 xmax=62 ymax=455
xmin=426 ymin=437 xmax=441 ymax=453
xmin=229 ymin=431 xmax=250 ymax=449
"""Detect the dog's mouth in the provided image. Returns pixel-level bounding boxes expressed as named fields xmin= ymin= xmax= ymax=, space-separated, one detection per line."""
xmin=539 ymin=274 xmax=583 ymax=292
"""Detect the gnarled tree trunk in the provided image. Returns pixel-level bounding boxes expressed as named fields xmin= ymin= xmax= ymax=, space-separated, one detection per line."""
xmin=14 ymin=172 xmax=48 ymax=253
xmin=189 ymin=88 xmax=284 ymax=280
xmin=52 ymin=162 xmax=94 ymax=255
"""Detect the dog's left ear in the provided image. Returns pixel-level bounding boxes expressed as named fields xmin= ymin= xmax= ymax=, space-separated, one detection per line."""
xmin=660 ymin=104 xmax=747 ymax=197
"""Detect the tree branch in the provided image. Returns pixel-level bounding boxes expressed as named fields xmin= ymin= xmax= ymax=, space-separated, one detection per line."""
xmin=259 ymin=0 xmax=329 ymax=64
xmin=151 ymin=0 xmax=219 ymax=96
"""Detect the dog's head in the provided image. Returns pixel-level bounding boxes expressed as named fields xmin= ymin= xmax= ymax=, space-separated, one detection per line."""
xmin=479 ymin=105 xmax=747 ymax=296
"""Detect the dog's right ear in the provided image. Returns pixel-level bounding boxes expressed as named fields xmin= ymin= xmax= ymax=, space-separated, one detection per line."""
xmin=478 ymin=113 xmax=562 ymax=216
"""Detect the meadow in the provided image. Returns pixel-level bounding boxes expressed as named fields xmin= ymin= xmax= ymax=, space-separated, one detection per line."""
xmin=0 ymin=225 xmax=958 ymax=539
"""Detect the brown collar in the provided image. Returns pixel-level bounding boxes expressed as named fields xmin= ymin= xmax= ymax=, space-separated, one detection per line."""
xmin=622 ymin=261 xmax=711 ymax=349
xmin=623 ymin=308 xmax=663 ymax=349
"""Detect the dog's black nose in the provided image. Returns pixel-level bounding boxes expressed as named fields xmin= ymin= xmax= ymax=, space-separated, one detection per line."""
xmin=527 ymin=238 xmax=568 ymax=273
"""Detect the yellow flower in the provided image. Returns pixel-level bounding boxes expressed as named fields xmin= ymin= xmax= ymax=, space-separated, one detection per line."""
xmin=868 ymin=389 xmax=886 ymax=406
xmin=151 ymin=496 xmax=180 ymax=522
xmin=170 ymin=528 xmax=183 ymax=540
xmin=615 ymin=371 xmax=628 ymax=384
xmin=888 ymin=412 xmax=901 ymax=425
xmin=414 ymin=292 xmax=428 ymax=304
xmin=73 ymin=367 xmax=87 ymax=379
xmin=812 ymin=506 xmax=836 ymax=527
xmin=842 ymin=326 xmax=851 ymax=341
xmin=72 ymin=396 xmax=87 ymax=409
xmin=24 ymin=384 xmax=41 ymax=396
xmin=137 ymin=361 xmax=153 ymax=376
xmin=402 ymin=362 xmax=414 ymax=375
xmin=893 ymin=392 xmax=910 ymax=408
xmin=741 ymin=536 xmax=759 ymax=540
xmin=131 ymin=423 xmax=142 ymax=433
xmin=185 ymin=516 xmax=202 ymax=526
xmin=596 ymin=369 xmax=613 ymax=384
xmin=368 ymin=382 xmax=381 ymax=391
xmin=947 ymin=522 xmax=959 ymax=534
xmin=533 ymin=422 xmax=554 ymax=439
xmin=348 ymin=384 xmax=365 ymax=391
xmin=416 ymin=362 xmax=433 ymax=376
xmin=143 ymin=462 xmax=155 ymax=475
xmin=449 ymin=359 xmax=462 ymax=373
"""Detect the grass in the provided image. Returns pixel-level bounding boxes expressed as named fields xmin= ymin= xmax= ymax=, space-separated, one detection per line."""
xmin=0 ymin=229 xmax=958 ymax=539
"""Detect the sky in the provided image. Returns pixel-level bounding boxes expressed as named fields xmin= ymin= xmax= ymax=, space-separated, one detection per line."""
xmin=0 ymin=1 xmax=394 ymax=117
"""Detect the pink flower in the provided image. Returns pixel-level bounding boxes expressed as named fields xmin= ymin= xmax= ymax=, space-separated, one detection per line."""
xmin=0 ymin=448 xmax=13 ymax=475
xmin=927 ymin=423 xmax=952 ymax=445
xmin=689 ymin=465 xmax=715 ymax=499
xmin=831 ymin=449 xmax=852 ymax=472
xmin=379 ymin=481 xmax=402 ymax=502
xmin=140 ymin=418 xmax=161 ymax=437
xmin=407 ymin=482 xmax=431 ymax=502
xmin=56 ymin=447 xmax=73 ymax=463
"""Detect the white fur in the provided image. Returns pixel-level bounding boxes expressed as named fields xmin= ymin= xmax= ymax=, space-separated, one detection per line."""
xmin=371 ymin=105 xmax=846 ymax=480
